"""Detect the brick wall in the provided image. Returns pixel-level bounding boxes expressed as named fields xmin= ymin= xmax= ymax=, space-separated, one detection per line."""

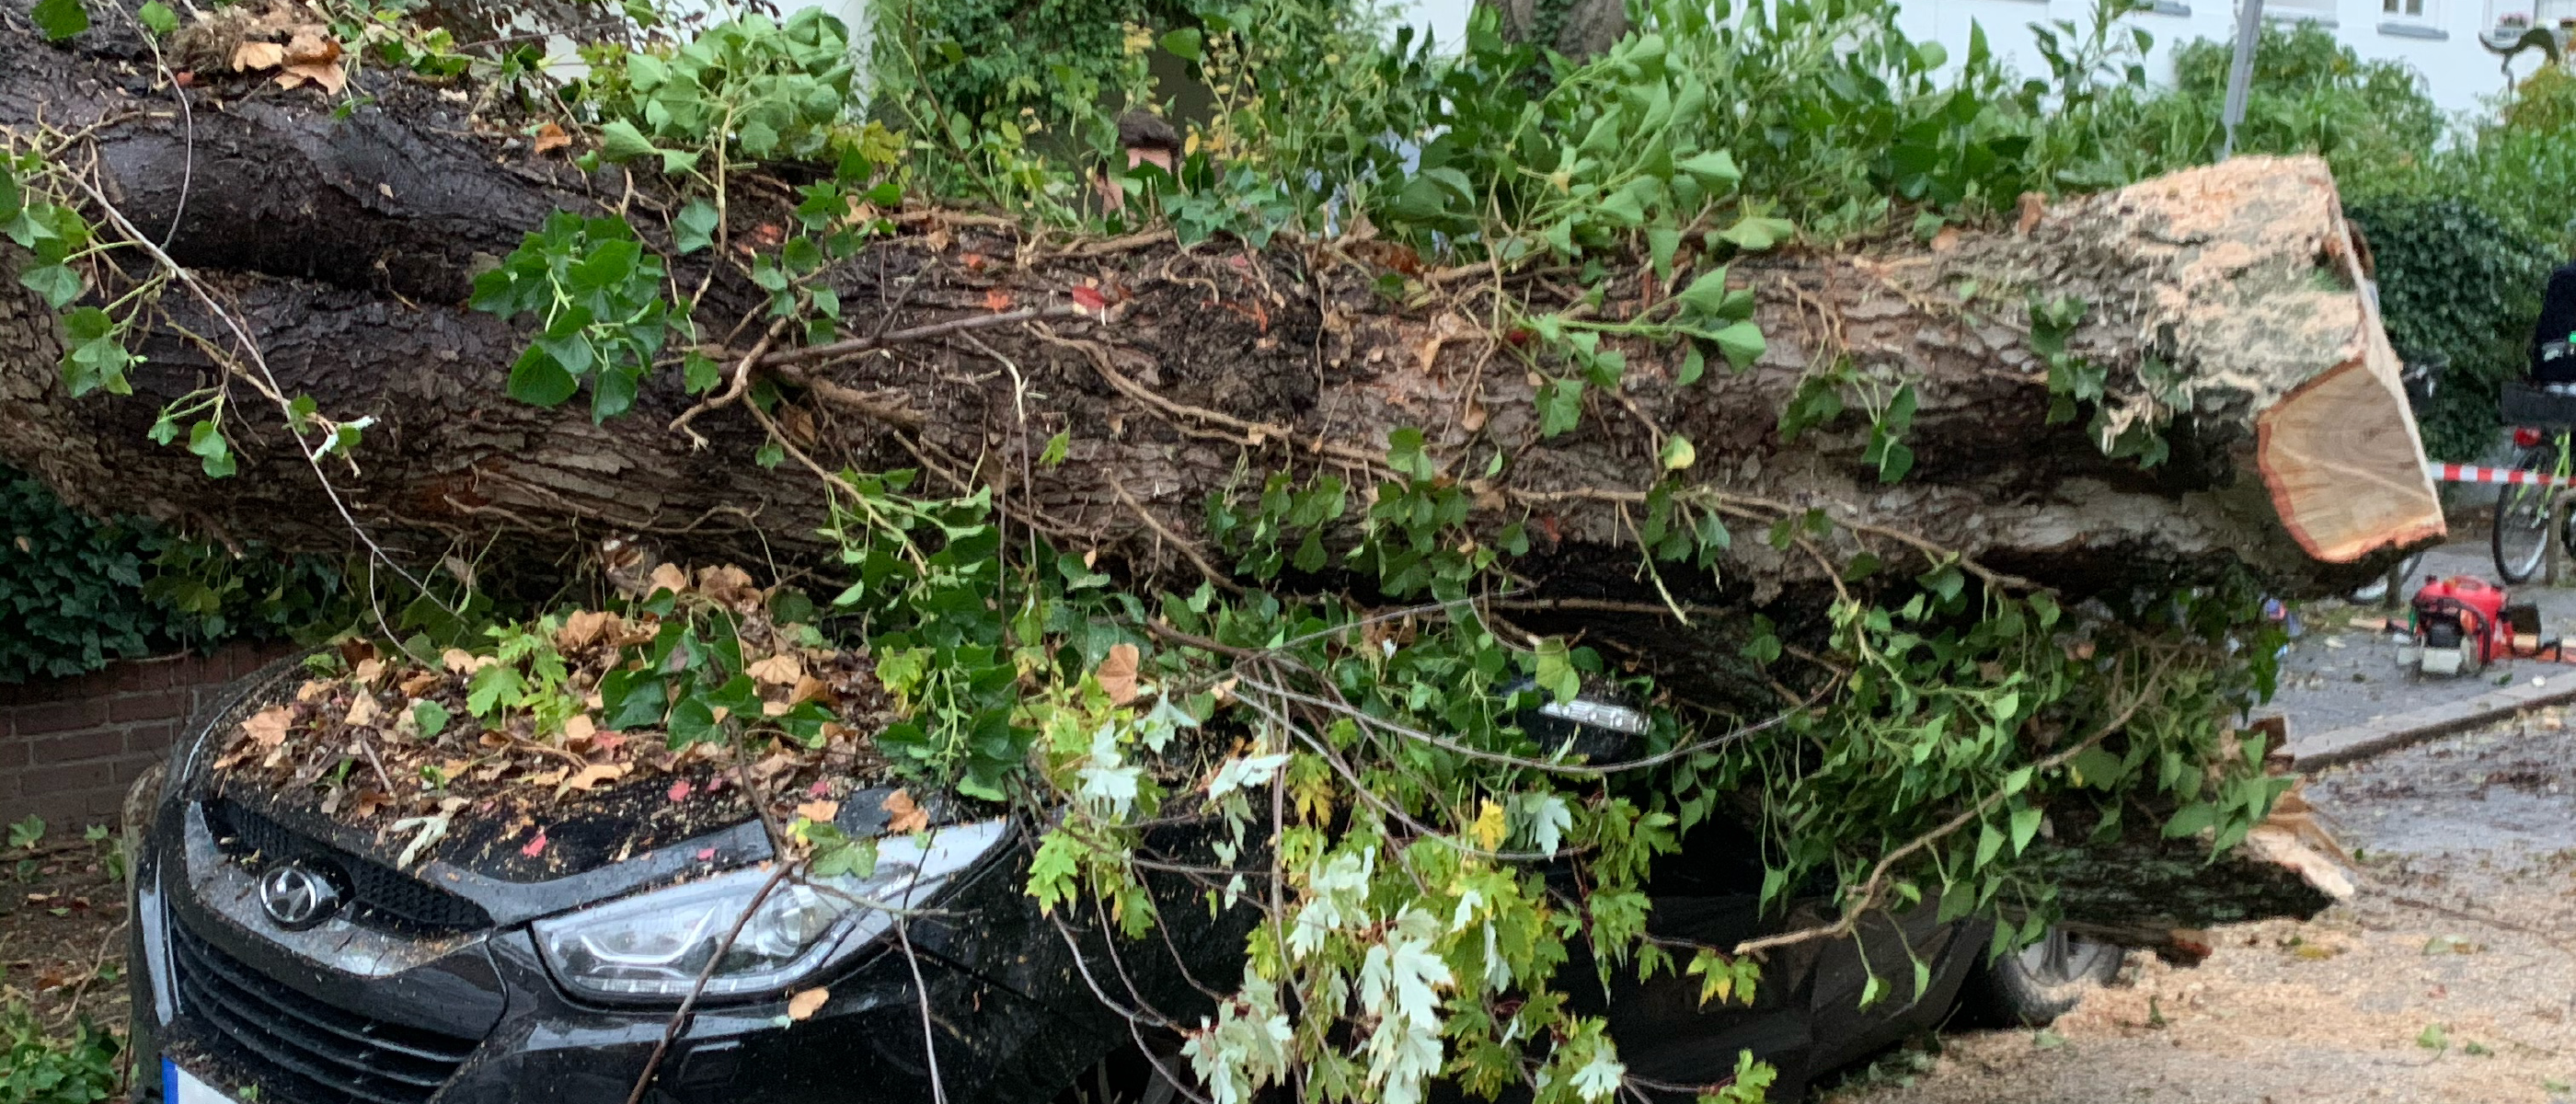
xmin=0 ymin=642 xmax=297 ymax=832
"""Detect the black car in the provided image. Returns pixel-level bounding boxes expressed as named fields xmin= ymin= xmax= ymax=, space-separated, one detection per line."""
xmin=128 ymin=660 xmax=2119 ymax=1104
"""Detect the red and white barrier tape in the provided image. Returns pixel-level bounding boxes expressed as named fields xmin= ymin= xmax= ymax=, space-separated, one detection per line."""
xmin=2429 ymin=462 xmax=2576 ymax=487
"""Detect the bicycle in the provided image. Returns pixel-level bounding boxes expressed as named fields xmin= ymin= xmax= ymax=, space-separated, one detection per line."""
xmin=2492 ymin=380 xmax=2576 ymax=583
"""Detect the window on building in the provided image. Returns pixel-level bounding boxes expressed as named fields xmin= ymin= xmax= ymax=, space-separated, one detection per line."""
xmin=2385 ymin=0 xmax=2425 ymax=16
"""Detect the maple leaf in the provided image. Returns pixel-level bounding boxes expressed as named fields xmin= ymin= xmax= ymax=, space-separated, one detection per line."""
xmin=746 ymin=654 xmax=803 ymax=685
xmin=786 ymin=986 xmax=829 ymax=1021
xmin=242 ymin=707 xmax=293 ymax=748
xmin=275 ymin=61 xmax=346 ymax=96
xmin=1096 ymin=642 xmax=1141 ymax=705
xmin=646 ymin=562 xmax=690 ymax=597
xmin=556 ymin=609 xmax=613 ymax=650
xmin=882 ymin=789 xmax=929 ymax=834
xmin=983 ymin=288 xmax=1013 ymax=313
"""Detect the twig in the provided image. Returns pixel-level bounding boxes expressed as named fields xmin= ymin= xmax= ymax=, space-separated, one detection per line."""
xmin=1110 ymin=480 xmax=1245 ymax=594
xmin=671 ymin=319 xmax=790 ymax=448
xmin=622 ymin=865 xmax=793 ymax=1104
xmin=758 ymin=306 xmax=1082 ymax=369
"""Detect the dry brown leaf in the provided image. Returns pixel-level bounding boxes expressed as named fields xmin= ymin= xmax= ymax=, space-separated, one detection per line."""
xmin=532 ymin=122 xmax=571 ymax=155
xmin=243 ymin=707 xmax=293 ymax=748
xmin=478 ymin=730 xmax=512 ymax=749
xmin=882 ymin=788 xmax=929 ymax=834
xmin=350 ymin=790 xmax=390 ymax=819
xmin=343 ymin=693 xmax=380 ymax=729
xmin=746 ymin=654 xmax=803 ymax=685
xmin=295 ymin=679 xmax=332 ymax=703
xmin=1096 ymin=642 xmax=1141 ymax=705
xmin=232 ymin=40 xmax=285 ymax=71
xmin=443 ymin=648 xmax=479 ymax=674
xmin=274 ymin=61 xmax=347 ymax=95
xmin=786 ymin=987 xmax=829 ymax=1021
xmin=762 ymin=700 xmax=791 ymax=718
xmin=696 ymin=565 xmax=759 ymax=609
xmin=647 ymin=562 xmax=691 ymax=597
xmin=399 ymin=671 xmax=441 ymax=696
xmin=796 ymin=799 xmax=839 ymax=823
xmin=789 ymin=674 xmax=830 ymax=706
xmin=282 ymin=28 xmax=341 ymax=65
xmin=353 ymin=658 xmax=385 ymax=684
xmin=708 ymin=705 xmax=732 ymax=725
xmin=562 ymin=714 xmax=598 ymax=744
xmin=562 ymin=763 xmax=629 ymax=793
xmin=558 ymin=610 xmax=614 ymax=650
xmin=983 ymin=288 xmax=1014 ymax=313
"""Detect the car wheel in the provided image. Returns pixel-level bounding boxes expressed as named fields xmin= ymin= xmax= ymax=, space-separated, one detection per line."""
xmin=1961 ymin=927 xmax=2124 ymax=1027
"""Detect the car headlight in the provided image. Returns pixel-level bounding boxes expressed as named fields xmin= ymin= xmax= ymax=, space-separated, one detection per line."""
xmin=534 ymin=819 xmax=1007 ymax=1002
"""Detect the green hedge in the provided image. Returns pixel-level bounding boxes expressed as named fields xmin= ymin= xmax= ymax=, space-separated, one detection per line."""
xmin=0 ymin=467 xmax=345 ymax=683
xmin=2344 ymin=197 xmax=2556 ymax=461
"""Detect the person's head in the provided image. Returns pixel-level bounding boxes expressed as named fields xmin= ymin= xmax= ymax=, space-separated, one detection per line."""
xmin=1118 ymin=110 xmax=1181 ymax=173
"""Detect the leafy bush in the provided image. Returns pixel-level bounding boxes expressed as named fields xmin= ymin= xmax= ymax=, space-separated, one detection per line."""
xmin=2347 ymin=196 xmax=2556 ymax=460
xmin=0 ymin=1000 xmax=119 ymax=1104
xmin=0 ymin=467 xmax=346 ymax=683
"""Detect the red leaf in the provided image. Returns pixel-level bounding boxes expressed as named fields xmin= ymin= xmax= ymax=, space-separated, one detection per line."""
xmin=1071 ymin=285 xmax=1107 ymax=313
xmin=984 ymin=289 xmax=1013 ymax=313
xmin=520 ymin=827 xmax=549 ymax=858
xmin=667 ymin=779 xmax=694 ymax=802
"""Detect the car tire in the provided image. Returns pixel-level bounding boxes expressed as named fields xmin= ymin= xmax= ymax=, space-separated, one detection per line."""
xmin=1960 ymin=927 xmax=2124 ymax=1028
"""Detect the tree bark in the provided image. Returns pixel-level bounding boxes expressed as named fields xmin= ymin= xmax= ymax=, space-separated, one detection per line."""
xmin=0 ymin=18 xmax=2436 ymax=638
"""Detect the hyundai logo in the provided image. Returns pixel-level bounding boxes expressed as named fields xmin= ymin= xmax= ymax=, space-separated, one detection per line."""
xmin=258 ymin=862 xmax=344 ymax=931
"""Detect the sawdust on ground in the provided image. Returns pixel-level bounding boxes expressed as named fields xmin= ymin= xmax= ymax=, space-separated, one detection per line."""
xmin=1831 ymin=717 xmax=2576 ymax=1104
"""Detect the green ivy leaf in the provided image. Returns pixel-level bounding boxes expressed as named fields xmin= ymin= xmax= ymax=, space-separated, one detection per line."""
xmin=31 ymin=0 xmax=88 ymax=40
xmin=411 ymin=699 xmax=450 ymax=741
xmin=137 ymin=0 xmax=177 ymax=34
xmin=508 ymin=347 xmax=581 ymax=408
xmin=597 ymin=121 xmax=661 ymax=163
xmin=19 ymin=264 xmax=81 ymax=309
xmin=673 ymin=199 xmax=720 ymax=254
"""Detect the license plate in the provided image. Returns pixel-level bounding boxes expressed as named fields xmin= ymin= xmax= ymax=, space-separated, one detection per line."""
xmin=164 ymin=1060 xmax=239 ymax=1104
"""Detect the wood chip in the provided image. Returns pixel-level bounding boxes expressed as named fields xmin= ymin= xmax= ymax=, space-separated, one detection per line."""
xmin=786 ymin=986 xmax=828 ymax=1021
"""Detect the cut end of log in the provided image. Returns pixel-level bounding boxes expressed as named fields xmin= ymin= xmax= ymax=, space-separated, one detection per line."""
xmin=2105 ymin=155 xmax=2445 ymax=565
xmin=2251 ymin=166 xmax=2446 ymax=564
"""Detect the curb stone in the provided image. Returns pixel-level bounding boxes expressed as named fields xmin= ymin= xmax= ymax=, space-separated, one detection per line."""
xmin=2285 ymin=667 xmax=2576 ymax=770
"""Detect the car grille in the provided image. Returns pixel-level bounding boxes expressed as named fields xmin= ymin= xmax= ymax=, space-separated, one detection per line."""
xmin=170 ymin=920 xmax=480 ymax=1104
xmin=204 ymin=800 xmax=490 ymax=935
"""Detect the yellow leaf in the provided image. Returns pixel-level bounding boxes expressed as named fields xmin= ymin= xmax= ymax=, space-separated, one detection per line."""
xmin=796 ymin=799 xmax=839 ymax=823
xmin=1096 ymin=643 xmax=1141 ymax=706
xmin=786 ymin=986 xmax=828 ymax=1021
xmin=1469 ymin=799 xmax=1506 ymax=851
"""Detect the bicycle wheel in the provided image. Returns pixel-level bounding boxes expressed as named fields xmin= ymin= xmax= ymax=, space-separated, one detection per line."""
xmin=2494 ymin=444 xmax=2558 ymax=583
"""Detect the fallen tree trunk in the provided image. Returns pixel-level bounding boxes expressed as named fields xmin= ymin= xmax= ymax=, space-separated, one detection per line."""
xmin=1 ymin=23 xmax=2436 ymax=644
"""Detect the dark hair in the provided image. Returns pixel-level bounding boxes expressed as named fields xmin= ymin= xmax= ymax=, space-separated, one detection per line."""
xmin=1118 ymin=110 xmax=1181 ymax=154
